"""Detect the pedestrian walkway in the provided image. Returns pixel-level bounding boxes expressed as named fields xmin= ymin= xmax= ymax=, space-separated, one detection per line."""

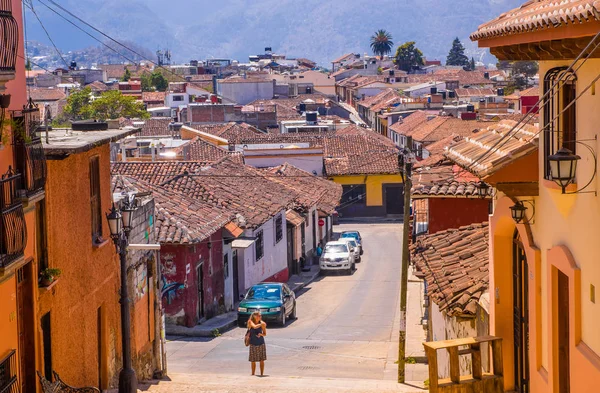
xmin=166 ymin=265 xmax=321 ymax=337
xmin=138 ymin=373 xmax=424 ymax=393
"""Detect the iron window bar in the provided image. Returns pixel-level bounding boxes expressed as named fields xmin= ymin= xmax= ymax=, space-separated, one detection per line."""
xmin=0 ymin=168 xmax=27 ymax=269
xmin=0 ymin=349 xmax=17 ymax=393
xmin=0 ymin=0 xmax=17 ymax=73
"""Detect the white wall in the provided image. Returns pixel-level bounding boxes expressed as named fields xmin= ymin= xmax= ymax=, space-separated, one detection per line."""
xmin=244 ymin=154 xmax=324 ymax=176
xmin=166 ymin=92 xmax=189 ymax=108
xmin=223 ymin=242 xmax=234 ymax=311
xmin=238 ymin=212 xmax=289 ymax=292
xmin=217 ymin=81 xmax=274 ymax=105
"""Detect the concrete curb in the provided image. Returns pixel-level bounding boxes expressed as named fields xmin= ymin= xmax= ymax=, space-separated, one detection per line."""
xmin=166 ymin=269 xmax=321 ymax=338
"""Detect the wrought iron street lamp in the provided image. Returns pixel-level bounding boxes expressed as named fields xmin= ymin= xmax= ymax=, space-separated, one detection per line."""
xmin=106 ymin=199 xmax=138 ymax=393
xmin=476 ymin=181 xmax=490 ymax=199
xmin=548 ymin=147 xmax=580 ymax=194
xmin=510 ymin=200 xmax=535 ymax=224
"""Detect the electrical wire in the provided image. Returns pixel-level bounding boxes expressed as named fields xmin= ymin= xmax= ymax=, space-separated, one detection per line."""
xmin=25 ymin=0 xmax=70 ymax=69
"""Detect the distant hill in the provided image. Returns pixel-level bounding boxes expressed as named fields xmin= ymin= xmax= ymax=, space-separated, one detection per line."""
xmin=25 ymin=0 xmax=524 ymax=67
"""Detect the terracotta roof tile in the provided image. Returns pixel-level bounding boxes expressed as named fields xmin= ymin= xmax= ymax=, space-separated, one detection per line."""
xmin=188 ymin=122 xmax=265 ymax=144
xmin=454 ymin=88 xmax=496 ymax=97
xmin=470 ymin=0 xmax=600 ymax=41
xmin=113 ymin=175 xmax=233 ymax=244
xmin=132 ymin=117 xmax=175 ymax=137
xmin=411 ymin=181 xmax=484 ymax=198
xmin=444 ymin=120 xmax=539 ymax=178
xmin=264 ymin=163 xmax=342 ymax=214
xmin=183 ymin=137 xmax=243 ymax=163
xmin=142 ymin=91 xmax=166 ymax=103
xmin=411 ymin=222 xmax=489 ymax=317
xmin=332 ymin=53 xmax=355 ymax=63
xmin=113 ymin=159 xmax=298 ymax=228
xmin=29 ymin=88 xmax=66 ymax=101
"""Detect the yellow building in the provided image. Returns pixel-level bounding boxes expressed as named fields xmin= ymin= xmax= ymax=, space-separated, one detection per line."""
xmin=445 ymin=2 xmax=600 ymax=392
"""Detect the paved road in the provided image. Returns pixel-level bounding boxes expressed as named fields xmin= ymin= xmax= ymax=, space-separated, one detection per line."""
xmin=162 ymin=223 xmax=424 ymax=391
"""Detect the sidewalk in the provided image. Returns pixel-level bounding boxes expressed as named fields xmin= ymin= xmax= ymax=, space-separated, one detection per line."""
xmin=165 ymin=265 xmax=321 ymax=337
xmin=383 ymin=265 xmax=429 ymax=387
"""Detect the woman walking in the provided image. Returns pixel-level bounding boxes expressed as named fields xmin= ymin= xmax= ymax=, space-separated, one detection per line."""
xmin=247 ymin=311 xmax=267 ymax=376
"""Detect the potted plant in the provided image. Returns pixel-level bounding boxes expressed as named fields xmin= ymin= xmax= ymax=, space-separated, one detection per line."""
xmin=40 ymin=268 xmax=62 ymax=287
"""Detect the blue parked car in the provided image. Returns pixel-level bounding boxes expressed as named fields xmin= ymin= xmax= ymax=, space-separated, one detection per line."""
xmin=237 ymin=282 xmax=297 ymax=327
xmin=340 ymin=231 xmax=363 ymax=255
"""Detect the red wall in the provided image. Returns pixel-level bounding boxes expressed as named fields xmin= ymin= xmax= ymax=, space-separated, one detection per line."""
xmin=521 ymin=96 xmax=539 ymax=114
xmin=428 ymin=198 xmax=490 ymax=234
xmin=262 ymin=267 xmax=290 ymax=284
xmin=160 ymin=230 xmax=225 ymax=327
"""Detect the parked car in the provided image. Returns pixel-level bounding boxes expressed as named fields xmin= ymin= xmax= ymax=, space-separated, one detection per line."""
xmin=340 ymin=237 xmax=360 ymax=263
xmin=340 ymin=231 xmax=363 ymax=255
xmin=320 ymin=241 xmax=355 ymax=275
xmin=237 ymin=282 xmax=297 ymax=327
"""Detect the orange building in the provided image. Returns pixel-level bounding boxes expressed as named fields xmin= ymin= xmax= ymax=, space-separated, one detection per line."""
xmin=0 ymin=0 xmax=47 ymax=392
xmin=442 ymin=2 xmax=600 ymax=392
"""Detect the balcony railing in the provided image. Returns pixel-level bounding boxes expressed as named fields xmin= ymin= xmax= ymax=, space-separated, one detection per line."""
xmin=13 ymin=101 xmax=47 ymax=195
xmin=0 ymin=349 xmax=18 ymax=393
xmin=0 ymin=168 xmax=27 ymax=269
xmin=0 ymin=0 xmax=18 ymax=73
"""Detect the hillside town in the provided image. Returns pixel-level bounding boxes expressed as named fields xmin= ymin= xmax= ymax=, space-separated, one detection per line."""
xmin=0 ymin=1 xmax=599 ymax=393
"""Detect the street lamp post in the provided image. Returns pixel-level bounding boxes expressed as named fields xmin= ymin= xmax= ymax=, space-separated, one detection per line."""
xmin=106 ymin=198 xmax=138 ymax=393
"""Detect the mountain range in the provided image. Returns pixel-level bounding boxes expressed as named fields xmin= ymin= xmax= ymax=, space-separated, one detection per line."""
xmin=24 ymin=0 xmax=525 ymax=68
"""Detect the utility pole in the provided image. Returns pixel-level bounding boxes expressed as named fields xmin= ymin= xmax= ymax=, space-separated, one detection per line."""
xmin=398 ymin=138 xmax=413 ymax=383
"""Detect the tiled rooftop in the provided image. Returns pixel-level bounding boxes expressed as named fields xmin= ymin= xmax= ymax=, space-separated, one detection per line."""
xmin=454 ymin=88 xmax=496 ymax=97
xmin=142 ymin=91 xmax=167 ymax=102
xmin=30 ymin=88 xmax=66 ymax=101
xmin=134 ymin=117 xmax=175 ymax=137
xmin=470 ymin=0 xmax=600 ymax=41
xmin=444 ymin=119 xmax=539 ymax=178
xmin=182 ymin=137 xmax=243 ymax=163
xmin=264 ymin=163 xmax=342 ymax=214
xmin=112 ymin=159 xmax=298 ymax=228
xmin=411 ymin=222 xmax=489 ymax=317
xmin=411 ymin=181 xmax=484 ymax=198
xmin=188 ymin=122 xmax=265 ymax=144
xmin=115 ymin=175 xmax=233 ymax=244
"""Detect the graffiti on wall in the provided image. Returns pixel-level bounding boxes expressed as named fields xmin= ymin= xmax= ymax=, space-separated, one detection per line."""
xmin=161 ymin=276 xmax=184 ymax=304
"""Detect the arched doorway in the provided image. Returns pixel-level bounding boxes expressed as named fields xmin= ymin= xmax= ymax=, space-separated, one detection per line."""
xmin=513 ymin=230 xmax=530 ymax=392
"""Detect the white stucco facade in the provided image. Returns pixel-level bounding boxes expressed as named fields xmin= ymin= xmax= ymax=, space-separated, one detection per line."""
xmin=217 ymin=80 xmax=274 ymax=105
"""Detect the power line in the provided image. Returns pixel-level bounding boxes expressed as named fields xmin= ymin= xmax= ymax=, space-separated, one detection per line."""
xmin=25 ymin=1 xmax=70 ymax=69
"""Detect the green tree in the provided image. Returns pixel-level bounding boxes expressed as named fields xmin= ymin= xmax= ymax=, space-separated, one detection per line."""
xmin=446 ymin=38 xmax=469 ymax=66
xmin=140 ymin=72 xmax=153 ymax=92
xmin=25 ymin=59 xmax=32 ymax=71
xmin=393 ymin=41 xmax=424 ymax=72
xmin=470 ymin=57 xmax=476 ymax=71
xmin=151 ymin=71 xmax=169 ymax=92
xmin=122 ymin=67 xmax=132 ymax=82
xmin=63 ymin=87 xmax=93 ymax=120
xmin=89 ymin=90 xmax=149 ymax=120
xmin=370 ymin=30 xmax=394 ymax=59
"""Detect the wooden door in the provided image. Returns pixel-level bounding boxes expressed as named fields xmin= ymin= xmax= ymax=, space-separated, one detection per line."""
xmin=512 ymin=232 xmax=529 ymax=393
xmin=384 ymin=185 xmax=403 ymax=215
xmin=286 ymin=226 xmax=294 ymax=275
xmin=557 ymin=271 xmax=570 ymax=393
xmin=16 ymin=264 xmax=35 ymax=393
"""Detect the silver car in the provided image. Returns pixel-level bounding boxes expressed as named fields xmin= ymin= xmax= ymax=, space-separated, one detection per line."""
xmin=319 ymin=241 xmax=355 ymax=275
xmin=340 ymin=238 xmax=360 ymax=263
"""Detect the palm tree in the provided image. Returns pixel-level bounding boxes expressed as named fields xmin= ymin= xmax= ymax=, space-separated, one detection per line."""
xmin=370 ymin=30 xmax=394 ymax=59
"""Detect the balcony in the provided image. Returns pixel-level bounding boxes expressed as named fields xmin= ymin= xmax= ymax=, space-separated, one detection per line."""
xmin=0 ymin=168 xmax=27 ymax=271
xmin=0 ymin=0 xmax=18 ymax=76
xmin=12 ymin=100 xmax=47 ymax=197
xmin=0 ymin=350 xmax=17 ymax=393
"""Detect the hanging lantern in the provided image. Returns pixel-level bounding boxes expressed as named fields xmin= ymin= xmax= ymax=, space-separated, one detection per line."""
xmin=510 ymin=201 xmax=527 ymax=224
xmin=476 ymin=181 xmax=490 ymax=199
xmin=548 ymin=147 xmax=580 ymax=194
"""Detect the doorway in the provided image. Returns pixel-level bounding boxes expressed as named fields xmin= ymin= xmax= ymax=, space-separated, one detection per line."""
xmin=384 ymin=184 xmax=403 ymax=215
xmin=196 ymin=264 xmax=204 ymax=321
xmin=286 ymin=226 xmax=294 ymax=275
xmin=41 ymin=312 xmax=52 ymax=380
xmin=557 ymin=270 xmax=570 ymax=393
xmin=232 ymin=251 xmax=239 ymax=302
xmin=16 ymin=263 xmax=35 ymax=393
xmin=512 ymin=231 xmax=529 ymax=393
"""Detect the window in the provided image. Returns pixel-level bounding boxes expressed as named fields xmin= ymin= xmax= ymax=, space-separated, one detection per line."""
xmin=275 ymin=214 xmax=283 ymax=243
xmin=255 ymin=230 xmax=264 ymax=261
xmin=341 ymin=185 xmax=366 ymax=205
xmin=90 ymin=156 xmax=102 ymax=243
xmin=543 ymin=67 xmax=577 ymax=179
xmin=172 ymin=95 xmax=184 ymax=102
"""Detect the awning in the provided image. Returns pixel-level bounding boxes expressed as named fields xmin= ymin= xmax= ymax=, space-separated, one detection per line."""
xmin=232 ymin=238 xmax=255 ymax=249
xmin=286 ymin=210 xmax=304 ymax=227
